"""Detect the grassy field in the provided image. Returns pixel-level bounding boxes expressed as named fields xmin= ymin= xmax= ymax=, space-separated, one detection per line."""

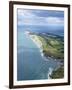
xmin=37 ymin=34 xmax=64 ymax=60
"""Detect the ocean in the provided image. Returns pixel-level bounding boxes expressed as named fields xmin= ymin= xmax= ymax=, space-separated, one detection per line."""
xmin=18 ymin=25 xmax=64 ymax=36
xmin=17 ymin=25 xmax=64 ymax=81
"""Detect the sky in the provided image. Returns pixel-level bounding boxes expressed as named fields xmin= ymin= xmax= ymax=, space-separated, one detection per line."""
xmin=17 ymin=9 xmax=64 ymax=27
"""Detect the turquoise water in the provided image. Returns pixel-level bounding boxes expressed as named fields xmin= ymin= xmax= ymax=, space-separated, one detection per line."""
xmin=17 ymin=30 xmax=60 ymax=81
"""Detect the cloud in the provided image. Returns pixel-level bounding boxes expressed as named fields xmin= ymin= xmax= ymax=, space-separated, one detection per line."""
xmin=18 ymin=9 xmax=36 ymax=18
xmin=46 ymin=17 xmax=64 ymax=26
xmin=17 ymin=9 xmax=64 ymax=26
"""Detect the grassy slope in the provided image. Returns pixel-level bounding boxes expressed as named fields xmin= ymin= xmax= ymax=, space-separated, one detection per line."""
xmin=50 ymin=66 xmax=64 ymax=79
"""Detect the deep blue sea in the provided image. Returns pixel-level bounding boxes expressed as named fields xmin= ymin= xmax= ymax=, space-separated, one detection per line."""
xmin=17 ymin=25 xmax=64 ymax=81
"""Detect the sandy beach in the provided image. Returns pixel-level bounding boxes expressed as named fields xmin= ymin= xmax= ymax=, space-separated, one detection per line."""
xmin=24 ymin=31 xmax=44 ymax=56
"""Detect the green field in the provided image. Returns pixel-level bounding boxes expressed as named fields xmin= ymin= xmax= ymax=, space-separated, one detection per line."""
xmin=37 ymin=34 xmax=64 ymax=60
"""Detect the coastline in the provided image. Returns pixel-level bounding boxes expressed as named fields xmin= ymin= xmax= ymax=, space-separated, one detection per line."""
xmin=24 ymin=31 xmax=64 ymax=79
xmin=25 ymin=32 xmax=45 ymax=59
xmin=25 ymin=32 xmax=63 ymax=62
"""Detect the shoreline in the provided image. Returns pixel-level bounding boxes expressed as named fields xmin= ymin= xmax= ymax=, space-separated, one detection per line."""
xmin=24 ymin=32 xmax=50 ymax=61
xmin=25 ymin=32 xmax=63 ymax=62
xmin=29 ymin=34 xmax=49 ymax=61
